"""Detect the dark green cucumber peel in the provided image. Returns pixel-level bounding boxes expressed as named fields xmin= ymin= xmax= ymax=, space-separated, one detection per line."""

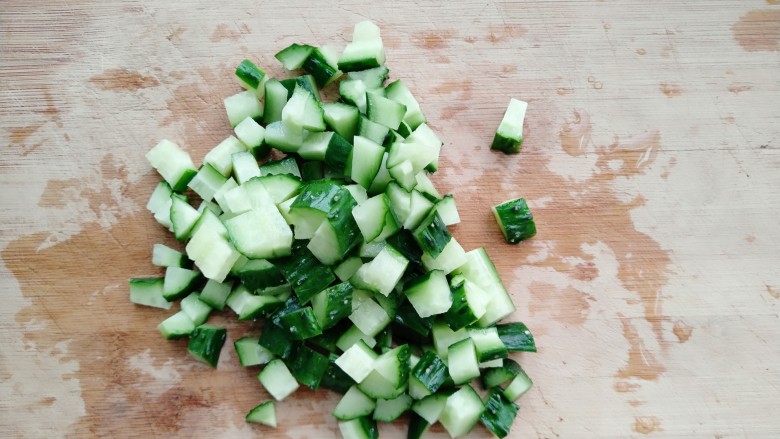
xmin=480 ymin=388 xmax=520 ymax=439
xmin=497 ymin=321 xmax=537 ymax=352
xmin=493 ymin=198 xmax=537 ymax=244
xmin=187 ymin=324 xmax=227 ymax=368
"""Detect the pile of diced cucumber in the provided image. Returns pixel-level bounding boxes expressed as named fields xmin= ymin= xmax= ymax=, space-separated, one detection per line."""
xmin=130 ymin=20 xmax=538 ymax=438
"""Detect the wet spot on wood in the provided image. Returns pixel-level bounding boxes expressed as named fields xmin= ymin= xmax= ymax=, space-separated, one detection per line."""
xmin=768 ymin=0 xmax=779 ymax=4
xmin=767 ymin=285 xmax=780 ymax=299
xmin=39 ymin=396 xmax=57 ymax=407
xmin=617 ymin=317 xmax=666 ymax=380
xmin=660 ymin=82 xmax=683 ymax=97
xmin=559 ymin=111 xmax=592 ymax=156
xmin=728 ymin=83 xmax=753 ymax=94
xmin=634 ymin=416 xmax=662 ymax=434
xmin=167 ymin=26 xmax=186 ymax=42
xmin=732 ymin=10 xmax=780 ymax=52
xmin=463 ymin=35 xmax=477 ymax=44
xmin=486 ymin=24 xmax=527 ymax=43
xmin=529 ymin=282 xmax=592 ymax=325
xmin=744 ymin=234 xmax=756 ymax=243
xmin=721 ymin=115 xmax=736 ymax=124
xmin=501 ymin=64 xmax=518 ymax=74
xmin=210 ymin=22 xmax=251 ymax=42
xmin=614 ymin=381 xmax=640 ymax=393
xmin=89 ymin=68 xmax=160 ymax=92
xmin=672 ymin=320 xmax=693 ymax=343
xmin=636 ymin=48 xmax=647 ymax=55
xmin=434 ymin=55 xmax=451 ymax=64
xmin=9 ymin=123 xmax=44 ymax=156
xmin=411 ymin=30 xmax=455 ymax=50
xmin=556 ymin=87 xmax=574 ymax=95
xmin=573 ymin=262 xmax=599 ymax=281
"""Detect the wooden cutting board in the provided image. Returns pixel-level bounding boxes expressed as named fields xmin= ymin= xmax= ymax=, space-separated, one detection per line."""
xmin=2 ymin=1 xmax=779 ymax=437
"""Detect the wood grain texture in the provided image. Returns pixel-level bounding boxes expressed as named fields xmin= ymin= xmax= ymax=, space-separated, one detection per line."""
xmin=1 ymin=1 xmax=779 ymax=438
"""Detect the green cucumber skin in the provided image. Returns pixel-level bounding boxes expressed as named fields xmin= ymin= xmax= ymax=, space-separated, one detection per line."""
xmin=276 ymin=241 xmax=336 ymax=304
xmin=235 ymin=59 xmax=266 ymax=90
xmin=392 ymin=301 xmax=432 ymax=341
xmin=482 ymin=359 xmax=523 ymax=389
xmin=280 ymin=75 xmax=321 ymax=101
xmin=316 ymin=281 xmax=354 ymax=330
xmin=385 ymin=230 xmax=425 ymax=275
xmin=187 ymin=324 xmax=227 ymax=368
xmin=301 ymin=161 xmax=324 ymax=182
xmin=407 ymin=413 xmax=431 ymax=439
xmin=480 ymin=388 xmax=519 ymax=439
xmin=320 ymin=353 xmax=357 ymax=394
xmin=493 ymin=198 xmax=536 ymax=243
xmin=303 ymin=49 xmax=340 ymax=87
xmin=277 ymin=307 xmax=323 ymax=340
xmin=445 ymin=280 xmax=479 ymax=331
xmin=274 ymin=43 xmax=315 ymax=70
xmin=413 ymin=212 xmax=452 ymax=259
xmin=236 ymin=260 xmax=286 ymax=292
xmin=411 ymin=351 xmax=449 ymax=394
xmin=496 ymin=322 xmax=537 ymax=352
xmin=491 ymin=132 xmax=522 ymax=154
xmin=324 ymin=133 xmax=354 ymax=174
xmin=259 ymin=322 xmax=299 ymax=359
xmin=286 ymin=345 xmax=329 ymax=389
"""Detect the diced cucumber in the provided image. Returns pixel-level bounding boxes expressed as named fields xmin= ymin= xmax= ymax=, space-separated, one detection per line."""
xmin=348 ymin=136 xmax=385 ymax=190
xmin=235 ymin=59 xmax=268 ymax=95
xmin=275 ymin=305 xmax=323 ymax=340
xmin=282 ymin=84 xmax=325 ymax=132
xmin=482 ymin=359 xmax=523 ymax=388
xmin=439 ymin=385 xmax=485 ymax=437
xmin=403 ymin=190 xmax=434 ymax=230
xmin=334 ymin=385 xmax=376 ymax=420
xmin=280 ymin=74 xmax=321 ymax=101
xmin=158 ymin=311 xmax=195 ymax=339
xmin=234 ymin=116 xmax=268 ymax=158
xmin=385 ymin=79 xmax=426 ymax=129
xmin=226 ymin=285 xmax=287 ymax=321
xmin=204 ymin=136 xmax=247 ymax=177
xmin=234 ymin=336 xmax=275 ymax=367
xmin=187 ymin=324 xmax=227 ymax=368
xmin=358 ymin=240 xmax=385 ymax=259
xmin=404 ymin=270 xmax=452 ymax=318
xmin=231 ymin=151 xmax=260 ymax=184
xmin=259 ymin=156 xmax=301 ymax=178
xmin=351 ymin=194 xmax=399 ymax=243
xmin=263 ymin=79 xmax=288 ymax=124
xmin=259 ymin=322 xmax=298 ymax=360
xmin=448 ymin=338 xmax=480 ymax=385
xmin=321 ymin=353 xmax=357 ymax=394
xmin=258 ymin=358 xmax=299 ymax=401
xmin=188 ymin=164 xmax=228 ymax=202
xmin=367 ymin=152 xmax=392 ymax=195
xmin=152 ymin=243 xmax=189 ymax=268
xmin=357 ymin=116 xmax=390 ymax=145
xmin=276 ymin=241 xmax=336 ymax=304
xmin=373 ymin=393 xmax=412 ymax=422
xmin=334 ymin=256 xmax=363 ymax=282
xmin=180 ymin=292 xmax=212 ymax=326
xmin=420 ymin=237 xmax=467 ymax=275
xmin=338 ymin=21 xmax=386 ymax=72
xmin=409 ymin=351 xmax=449 ymax=399
xmin=336 ymin=339 xmax=378 ymax=383
xmin=246 ymin=401 xmax=276 ymax=427
xmin=275 ymin=43 xmax=315 ymax=70
xmin=163 ymin=266 xmax=202 ymax=302
xmin=469 ymin=327 xmax=508 ymax=362
xmin=432 ymin=320 xmax=469 ymax=360
xmin=350 ymin=245 xmax=408 ymax=297
xmin=435 ymin=194 xmax=460 ymax=226
xmin=348 ymin=66 xmax=389 ymax=89
xmin=503 ymin=367 xmax=533 ymax=402
xmin=225 ymin=207 xmax=293 ymax=260
xmin=146 ymin=139 xmax=197 ymax=192
xmin=491 ymin=98 xmax=527 ymax=154
xmin=323 ymin=102 xmax=360 ymax=141
xmin=349 ymin=290 xmax=391 ymax=337
xmin=263 ymin=120 xmax=305 ymax=153
xmin=366 ymin=92 xmax=406 ymax=130
xmin=392 ymin=301 xmax=432 ymax=343
xmin=411 ymin=393 xmax=448 ymax=424
xmin=408 ymin=413 xmax=431 ymax=439
xmin=493 ymin=197 xmax=537 ymax=243
xmin=336 ymin=324 xmax=377 ymax=352
xmin=199 ymin=278 xmax=233 ymax=310
xmin=413 ymin=172 xmax=441 ymax=200
xmin=452 ymin=248 xmax=516 ymax=327
xmin=311 ymin=281 xmax=354 ymax=330
xmin=303 ymin=47 xmax=343 ymax=87
xmin=446 ymin=277 xmax=486 ymax=331
xmin=323 ymin=132 xmax=354 ymax=173
xmin=170 ymin=193 xmax=199 ymax=240
xmin=338 ymin=416 xmax=378 ymax=439
xmin=480 ymin=388 xmax=519 ymax=438
xmin=147 ymin=181 xmax=173 ymax=214
xmin=496 ymin=322 xmax=537 ymax=352
xmin=224 ymin=90 xmax=263 ymax=127
xmin=287 ymin=345 xmax=329 ymax=389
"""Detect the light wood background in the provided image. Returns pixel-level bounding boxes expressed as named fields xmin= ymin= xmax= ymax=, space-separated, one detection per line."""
xmin=2 ymin=1 xmax=779 ymax=438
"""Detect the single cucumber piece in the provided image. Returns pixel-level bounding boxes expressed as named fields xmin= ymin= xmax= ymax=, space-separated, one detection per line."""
xmin=323 ymin=102 xmax=360 ymax=141
xmin=385 ymin=182 xmax=412 ymax=225
xmin=158 ymin=310 xmax=195 ymax=339
xmin=482 ymin=359 xmax=523 ymax=388
xmin=432 ymin=319 xmax=469 ymax=360
xmin=469 ymin=327 xmax=508 ymax=362
xmin=336 ymin=339 xmax=378 ymax=383
xmin=435 ymin=194 xmax=460 ymax=226
xmin=349 ymin=290 xmax=391 ymax=337
xmin=451 ymin=248 xmax=515 ymax=327
xmin=280 ymin=74 xmax=321 ymax=101
xmin=366 ymin=92 xmax=406 ymax=130
xmin=187 ymin=324 xmax=227 ymax=368
xmin=491 ymin=98 xmax=527 ymax=154
xmin=286 ymin=344 xmax=329 ymax=389
xmin=188 ymin=163 xmax=228 ymax=202
xmin=357 ymin=116 xmax=390 ymax=145
xmin=445 ymin=277 xmax=487 ymax=331
xmin=226 ymin=284 xmax=287 ymax=321
xmin=351 ymin=194 xmax=399 ymax=243
xmin=213 ymin=177 xmax=239 ymax=213
xmin=185 ymin=225 xmax=240 ymax=283
xmin=447 ymin=337 xmax=480 ymax=385
xmin=204 ymin=135 xmax=247 ymax=176
xmin=404 ymin=270 xmax=452 ymax=318
xmin=480 ymin=388 xmax=519 ymax=438
xmin=348 ymin=66 xmax=389 ymax=89
xmin=420 ymin=237 xmax=467 ymax=275
xmin=409 ymin=351 xmax=448 ymax=399
xmin=496 ymin=322 xmax=537 ymax=352
xmin=152 ymin=243 xmax=189 ymax=268
xmin=276 ymin=240 xmax=336 ymax=304
xmin=338 ymin=416 xmax=378 ymax=439
xmin=147 ymin=181 xmax=173 ymax=214
xmin=258 ymin=358 xmax=299 ymax=401
xmin=180 ymin=292 xmax=212 ymax=326
xmin=259 ymin=156 xmax=301 ymax=178
xmin=367 ymin=152 xmax=392 ymax=195
xmin=373 ymin=393 xmax=412 ymax=422
xmin=282 ymin=84 xmax=325 ymax=132
xmin=311 ymin=281 xmax=354 ymax=330
xmin=275 ymin=43 xmax=315 ymax=70
xmin=224 ymin=90 xmax=263 ymax=127
xmin=234 ymin=116 xmax=268 ymax=158
xmin=245 ymin=401 xmax=276 ymax=427
xmin=338 ymin=20 xmax=386 ymax=72
xmin=385 ymin=79 xmax=426 ymax=129
xmin=348 ymin=136 xmax=385 ymax=190
xmin=234 ymin=336 xmax=275 ymax=367
xmin=259 ymin=322 xmax=299 ymax=360
xmin=403 ymin=190 xmax=434 ymax=231
xmin=300 ymin=161 xmax=324 ymax=182
xmin=411 ymin=392 xmax=448 ymax=424
xmin=170 ymin=193 xmax=200 ymax=241
xmin=503 ymin=367 xmax=533 ymax=402
xmin=235 ymin=259 xmax=286 ymax=292
xmin=235 ymin=59 xmax=268 ymax=95
xmin=274 ymin=304 xmax=323 ymax=340
xmin=350 ymin=245 xmax=408 ymax=297
xmin=146 ymin=139 xmax=197 ymax=192
xmin=357 ymin=345 xmax=409 ymax=400
xmin=199 ymin=278 xmax=233 ymax=311
xmin=333 ymin=385 xmax=376 ymax=420
xmin=493 ymin=197 xmax=537 ymax=243
xmin=225 ymin=207 xmax=293 ymax=260
xmin=412 ymin=211 xmax=451 ymax=259
xmin=254 ymin=174 xmax=301 ymax=204
xmin=413 ymin=172 xmax=441 ymax=200
xmin=334 ymin=256 xmax=363 ymax=282
xmin=336 ymin=325 xmax=377 ymax=352
xmin=358 ymin=240 xmax=385 ymax=259
xmin=303 ymin=46 xmax=343 ymax=87
xmin=162 ymin=266 xmax=202 ymax=302
xmin=231 ymin=151 xmax=261 ymax=184
xmin=405 ymin=123 xmax=443 ymax=172
xmin=392 ymin=301 xmax=432 ymax=343
xmin=263 ymin=120 xmax=305 ymax=153
xmin=323 ymin=132 xmax=354 ymax=173
xmin=439 ymin=385 xmax=485 ymax=438
xmin=263 ymin=79 xmax=288 ymax=124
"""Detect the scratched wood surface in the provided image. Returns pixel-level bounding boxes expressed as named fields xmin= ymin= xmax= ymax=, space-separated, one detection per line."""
xmin=1 ymin=1 xmax=779 ymax=438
